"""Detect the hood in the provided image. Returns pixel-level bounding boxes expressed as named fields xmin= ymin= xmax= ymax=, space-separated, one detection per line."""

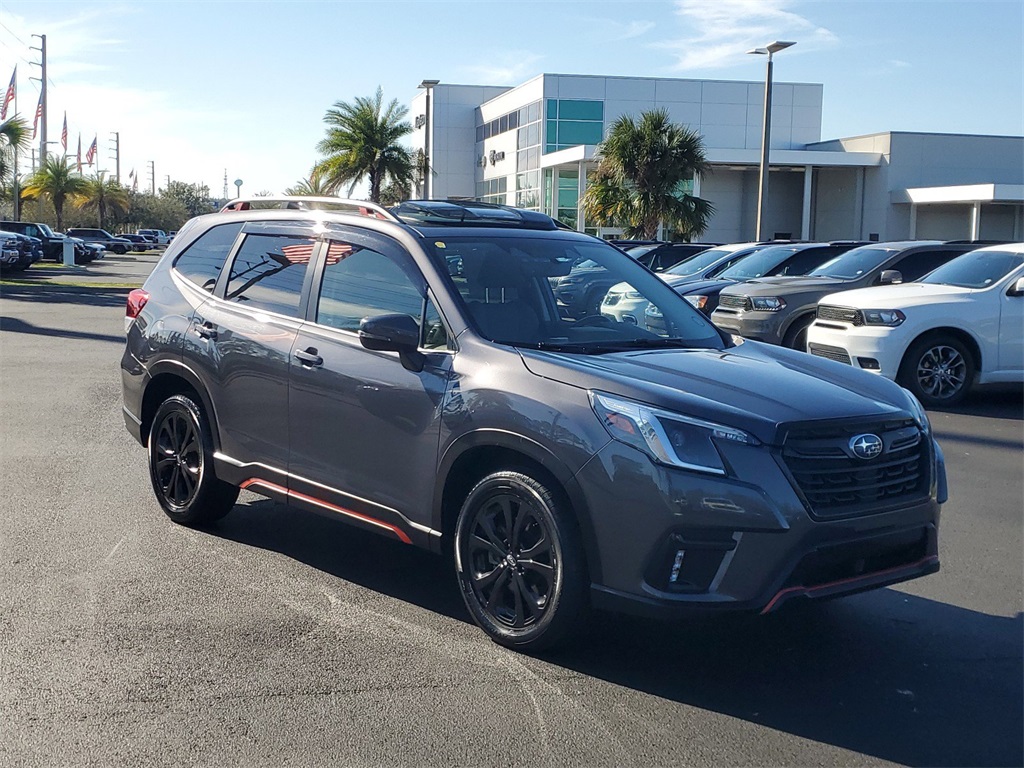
xmin=666 ymin=277 xmax=736 ymax=296
xmin=819 ymin=282 xmax=973 ymax=310
xmin=519 ymin=341 xmax=910 ymax=445
xmin=721 ymin=276 xmax=851 ymax=298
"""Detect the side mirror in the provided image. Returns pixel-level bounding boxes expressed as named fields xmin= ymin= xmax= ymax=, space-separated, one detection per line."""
xmin=1008 ymin=276 xmax=1024 ymax=297
xmin=359 ymin=314 xmax=425 ymax=372
xmin=878 ymin=269 xmax=903 ymax=285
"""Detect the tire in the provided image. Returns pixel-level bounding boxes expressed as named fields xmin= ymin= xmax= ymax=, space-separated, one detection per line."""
xmin=148 ymin=394 xmax=238 ymax=525
xmin=782 ymin=315 xmax=813 ymax=352
xmin=454 ymin=470 xmax=588 ymax=652
xmin=898 ymin=334 xmax=975 ymax=407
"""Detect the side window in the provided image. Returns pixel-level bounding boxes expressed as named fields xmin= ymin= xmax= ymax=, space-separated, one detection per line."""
xmin=173 ymin=222 xmax=244 ymax=292
xmin=890 ymin=250 xmax=956 ymax=282
xmin=225 ymin=232 xmax=314 ymax=317
xmin=707 ymin=254 xmax=746 ymax=277
xmin=777 ymin=247 xmax=838 ymax=276
xmin=315 ymin=240 xmax=423 ymax=333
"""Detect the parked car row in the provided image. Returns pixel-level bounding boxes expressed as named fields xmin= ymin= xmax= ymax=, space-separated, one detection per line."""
xmin=0 ymin=230 xmax=44 ymax=271
xmin=591 ymin=236 xmax=1023 ymax=407
xmin=0 ymin=220 xmax=184 ymax=266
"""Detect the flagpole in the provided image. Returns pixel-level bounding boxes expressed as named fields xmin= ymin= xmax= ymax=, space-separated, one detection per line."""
xmin=12 ymin=69 xmax=18 ymax=220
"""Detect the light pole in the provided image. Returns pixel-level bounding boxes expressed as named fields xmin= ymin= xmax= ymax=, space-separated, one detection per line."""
xmin=747 ymin=41 xmax=795 ymax=241
xmin=417 ymin=79 xmax=439 ymax=199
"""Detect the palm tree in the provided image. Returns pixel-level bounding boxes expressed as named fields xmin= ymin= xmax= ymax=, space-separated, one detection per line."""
xmin=582 ymin=109 xmax=714 ymax=240
xmin=284 ymin=169 xmax=332 ymax=196
xmin=0 ymin=117 xmax=30 ymax=205
xmin=21 ymin=155 xmax=88 ymax=231
xmin=74 ymin=174 xmax=130 ymax=230
xmin=314 ymin=87 xmax=414 ymax=203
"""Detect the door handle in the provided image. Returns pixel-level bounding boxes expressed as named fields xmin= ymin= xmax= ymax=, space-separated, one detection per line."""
xmin=194 ymin=320 xmax=218 ymax=340
xmin=294 ymin=347 xmax=323 ymax=366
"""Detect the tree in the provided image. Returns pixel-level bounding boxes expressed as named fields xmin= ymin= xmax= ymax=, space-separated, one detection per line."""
xmin=314 ymin=87 xmax=414 ymax=203
xmin=582 ymin=109 xmax=714 ymax=240
xmin=284 ymin=169 xmax=332 ymax=196
xmin=73 ymin=174 xmax=130 ymax=230
xmin=163 ymin=181 xmax=214 ymax=217
xmin=21 ymin=155 xmax=89 ymax=231
xmin=0 ymin=117 xmax=30 ymax=216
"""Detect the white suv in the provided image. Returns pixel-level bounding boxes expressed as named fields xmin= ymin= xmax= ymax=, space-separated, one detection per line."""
xmin=807 ymin=243 xmax=1024 ymax=406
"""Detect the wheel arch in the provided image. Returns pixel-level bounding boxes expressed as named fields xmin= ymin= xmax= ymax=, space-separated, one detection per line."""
xmin=433 ymin=430 xmax=601 ymax=584
xmin=901 ymin=326 xmax=983 ymax=374
xmin=140 ymin=360 xmax=220 ymax=450
xmin=780 ymin=308 xmax=817 ymax=345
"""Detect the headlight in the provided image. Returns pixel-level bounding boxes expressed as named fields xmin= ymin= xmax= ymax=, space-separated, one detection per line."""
xmin=902 ymin=389 xmax=931 ymax=433
xmin=590 ymin=392 xmax=758 ymax=475
xmin=645 ymin=303 xmax=663 ymax=318
xmin=750 ymin=296 xmax=786 ymax=311
xmin=624 ymin=290 xmax=643 ymax=299
xmin=684 ymin=295 xmax=708 ymax=310
xmin=861 ymin=309 xmax=905 ymax=326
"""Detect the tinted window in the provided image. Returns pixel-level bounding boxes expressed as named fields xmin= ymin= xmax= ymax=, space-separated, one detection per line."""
xmin=315 ymin=240 xmax=423 ymax=332
xmin=225 ymin=232 xmax=313 ymax=316
xmin=665 ymin=245 xmax=756 ymax=277
xmin=889 ymin=249 xmax=960 ymax=282
xmin=779 ymin=246 xmax=841 ymax=276
xmin=920 ymin=249 xmax=1024 ymax=289
xmin=173 ymin=222 xmax=244 ymax=292
xmin=719 ymin=246 xmax=803 ymax=280
xmin=422 ymin=297 xmax=449 ymax=350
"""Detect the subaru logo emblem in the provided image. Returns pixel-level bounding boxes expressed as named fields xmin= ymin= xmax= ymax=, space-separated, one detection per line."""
xmin=850 ymin=433 xmax=883 ymax=460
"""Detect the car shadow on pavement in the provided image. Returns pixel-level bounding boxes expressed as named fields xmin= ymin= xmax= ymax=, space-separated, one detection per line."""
xmin=0 ymin=315 xmax=126 ymax=345
xmin=0 ymin=283 xmax=132 ymax=308
xmin=931 ymin=384 xmax=1024 ymax=422
xmin=208 ymin=496 xmax=1022 ymax=768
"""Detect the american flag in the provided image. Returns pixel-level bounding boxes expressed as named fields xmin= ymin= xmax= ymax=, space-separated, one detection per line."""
xmin=0 ymin=66 xmax=14 ymax=120
xmin=61 ymin=112 xmax=68 ymax=151
xmin=277 ymin=241 xmax=355 ymax=266
xmin=86 ymin=135 xmax=97 ymax=166
xmin=76 ymin=134 xmax=82 ymax=172
xmin=31 ymin=93 xmax=43 ymax=139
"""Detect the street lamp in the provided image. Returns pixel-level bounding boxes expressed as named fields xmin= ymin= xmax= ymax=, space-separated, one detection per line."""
xmin=748 ymin=41 xmax=796 ymax=241
xmin=418 ymin=79 xmax=439 ymax=199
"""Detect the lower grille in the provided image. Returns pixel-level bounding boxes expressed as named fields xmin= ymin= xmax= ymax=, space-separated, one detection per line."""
xmin=809 ymin=343 xmax=852 ymax=365
xmin=782 ymin=419 xmax=929 ymax=518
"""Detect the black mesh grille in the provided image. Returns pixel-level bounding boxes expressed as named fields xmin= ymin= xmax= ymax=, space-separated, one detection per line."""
xmin=782 ymin=419 xmax=929 ymax=518
xmin=719 ymin=294 xmax=749 ymax=310
xmin=808 ymin=343 xmax=852 ymax=365
xmin=817 ymin=305 xmax=862 ymax=324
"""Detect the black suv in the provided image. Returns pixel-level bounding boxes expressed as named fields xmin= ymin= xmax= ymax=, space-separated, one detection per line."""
xmin=66 ymin=227 xmax=133 ymax=255
xmin=122 ymin=198 xmax=946 ymax=652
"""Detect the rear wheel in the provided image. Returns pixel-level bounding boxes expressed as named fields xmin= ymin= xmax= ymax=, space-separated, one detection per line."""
xmin=898 ymin=335 xmax=975 ymax=407
xmin=454 ymin=471 xmax=588 ymax=652
xmin=148 ymin=394 xmax=238 ymax=525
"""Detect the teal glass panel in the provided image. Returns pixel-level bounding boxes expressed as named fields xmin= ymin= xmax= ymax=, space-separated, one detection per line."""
xmin=546 ymin=120 xmax=557 ymax=145
xmin=557 ymin=100 xmax=603 ymax=121
xmin=558 ymin=189 xmax=578 ymax=208
xmin=546 ymin=99 xmax=558 ymax=119
xmin=557 ymin=169 xmax=578 ymax=188
xmin=557 ymin=121 xmax=604 ymax=146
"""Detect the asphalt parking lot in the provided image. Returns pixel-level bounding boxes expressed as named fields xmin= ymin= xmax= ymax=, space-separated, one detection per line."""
xmin=1 ymin=253 xmax=1021 ymax=767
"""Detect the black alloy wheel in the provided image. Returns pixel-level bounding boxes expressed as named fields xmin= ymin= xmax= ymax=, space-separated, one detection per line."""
xmin=898 ymin=335 xmax=975 ymax=407
xmin=455 ymin=471 xmax=587 ymax=651
xmin=148 ymin=394 xmax=238 ymax=525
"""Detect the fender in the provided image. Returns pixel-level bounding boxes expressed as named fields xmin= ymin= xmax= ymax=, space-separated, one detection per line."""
xmin=432 ymin=428 xmax=602 ymax=582
xmin=143 ymin=358 xmax=223 ymax=451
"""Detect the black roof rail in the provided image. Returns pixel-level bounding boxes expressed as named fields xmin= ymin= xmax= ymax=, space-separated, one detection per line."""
xmin=391 ymin=199 xmax=561 ymax=230
xmin=943 ymin=239 xmax=1009 ymax=245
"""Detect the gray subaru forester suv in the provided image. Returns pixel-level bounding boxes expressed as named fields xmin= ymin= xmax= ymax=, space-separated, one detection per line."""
xmin=122 ymin=198 xmax=946 ymax=652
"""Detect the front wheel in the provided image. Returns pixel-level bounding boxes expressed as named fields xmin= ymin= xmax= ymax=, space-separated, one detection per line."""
xmin=898 ymin=335 xmax=975 ymax=407
xmin=148 ymin=394 xmax=238 ymax=525
xmin=454 ymin=471 xmax=588 ymax=652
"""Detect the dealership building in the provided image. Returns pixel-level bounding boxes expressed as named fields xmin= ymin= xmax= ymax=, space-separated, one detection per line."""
xmin=409 ymin=73 xmax=1024 ymax=243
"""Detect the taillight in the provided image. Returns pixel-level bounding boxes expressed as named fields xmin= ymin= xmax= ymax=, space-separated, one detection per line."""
xmin=125 ymin=289 xmax=150 ymax=332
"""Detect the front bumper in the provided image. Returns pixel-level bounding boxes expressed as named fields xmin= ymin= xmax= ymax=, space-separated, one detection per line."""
xmin=711 ymin=307 xmax=785 ymax=343
xmin=576 ymin=436 xmax=942 ymax=618
xmin=806 ymin=321 xmax=905 ymax=379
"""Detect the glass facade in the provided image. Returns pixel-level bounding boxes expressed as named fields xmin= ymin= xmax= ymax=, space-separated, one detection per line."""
xmin=545 ymin=99 xmax=604 ymax=154
xmin=476 ymin=100 xmax=543 ymax=210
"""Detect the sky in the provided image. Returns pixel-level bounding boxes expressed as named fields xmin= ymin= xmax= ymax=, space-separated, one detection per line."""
xmin=2 ymin=0 xmax=1022 ymax=199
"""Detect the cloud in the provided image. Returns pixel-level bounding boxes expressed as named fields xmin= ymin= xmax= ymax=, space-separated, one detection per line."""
xmin=460 ymin=51 xmax=545 ymax=86
xmin=889 ymin=59 xmax=912 ymax=68
xmin=656 ymin=0 xmax=839 ymax=70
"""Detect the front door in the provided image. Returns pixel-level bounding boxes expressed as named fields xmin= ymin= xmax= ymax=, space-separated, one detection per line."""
xmin=288 ymin=230 xmax=452 ymax=544
xmin=998 ymin=267 xmax=1024 ymax=373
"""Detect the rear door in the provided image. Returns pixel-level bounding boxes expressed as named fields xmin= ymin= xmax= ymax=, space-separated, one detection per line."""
xmin=189 ymin=222 xmax=318 ymax=479
xmin=287 ymin=228 xmax=452 ymax=542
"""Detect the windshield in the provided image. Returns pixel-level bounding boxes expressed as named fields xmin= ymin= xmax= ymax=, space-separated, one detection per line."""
xmin=808 ymin=245 xmax=900 ymax=279
xmin=664 ymin=245 xmax=749 ymax=277
xmin=624 ymin=245 xmax=658 ymax=258
xmin=718 ymin=245 xmax=805 ymax=280
xmin=427 ymin=235 xmax=725 ymax=353
xmin=920 ymin=249 xmax=1024 ymax=289
xmin=38 ymin=223 xmax=56 ymax=237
